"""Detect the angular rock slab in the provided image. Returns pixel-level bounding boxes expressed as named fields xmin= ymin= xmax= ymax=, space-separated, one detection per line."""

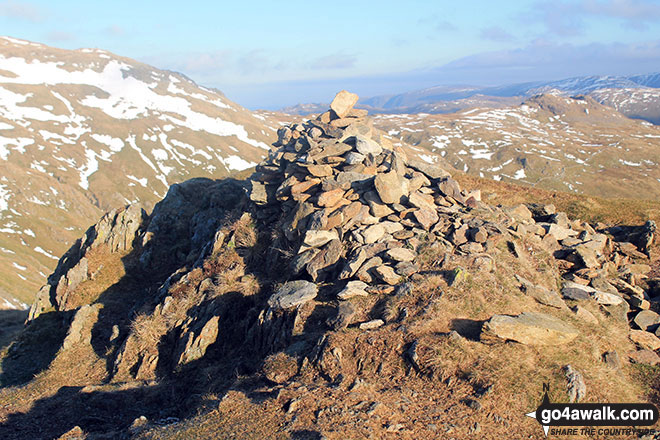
xmin=268 ymin=280 xmax=318 ymax=310
xmin=481 ymin=312 xmax=579 ymax=346
xmin=330 ymin=90 xmax=359 ymax=118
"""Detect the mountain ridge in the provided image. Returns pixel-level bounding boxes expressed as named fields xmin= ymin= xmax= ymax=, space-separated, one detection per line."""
xmin=0 ymin=36 xmax=278 ymax=308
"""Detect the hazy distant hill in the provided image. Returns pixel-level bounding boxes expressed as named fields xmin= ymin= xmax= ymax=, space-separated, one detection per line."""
xmin=283 ymin=73 xmax=660 ymax=124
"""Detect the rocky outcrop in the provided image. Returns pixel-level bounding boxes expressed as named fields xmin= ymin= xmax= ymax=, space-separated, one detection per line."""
xmin=28 ymin=204 xmax=147 ymax=320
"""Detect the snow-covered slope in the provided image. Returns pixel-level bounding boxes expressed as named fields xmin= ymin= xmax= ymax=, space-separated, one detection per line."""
xmin=0 ymin=36 xmax=278 ymax=307
xmin=310 ymin=73 xmax=660 ymax=124
xmin=371 ymin=94 xmax=660 ymax=199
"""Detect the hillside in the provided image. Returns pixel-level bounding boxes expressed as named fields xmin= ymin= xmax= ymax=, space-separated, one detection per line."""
xmin=1 ymin=93 xmax=659 ymax=439
xmin=284 ymin=73 xmax=660 ymax=125
xmin=370 ymin=93 xmax=660 ymax=200
xmin=0 ymin=36 xmax=279 ymax=307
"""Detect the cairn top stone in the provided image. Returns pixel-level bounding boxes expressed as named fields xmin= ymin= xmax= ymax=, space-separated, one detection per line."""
xmin=330 ymin=90 xmax=359 ymax=118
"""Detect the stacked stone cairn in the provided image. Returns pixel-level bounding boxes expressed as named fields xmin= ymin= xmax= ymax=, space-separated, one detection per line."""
xmin=249 ymin=90 xmax=659 ymax=365
xmin=249 ymin=90 xmax=481 ymax=297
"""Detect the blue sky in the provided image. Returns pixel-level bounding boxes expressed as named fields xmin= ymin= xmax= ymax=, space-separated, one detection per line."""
xmin=1 ymin=0 xmax=660 ymax=108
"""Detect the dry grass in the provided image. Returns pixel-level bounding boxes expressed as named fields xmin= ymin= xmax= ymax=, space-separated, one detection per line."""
xmin=455 ymin=171 xmax=660 ymax=226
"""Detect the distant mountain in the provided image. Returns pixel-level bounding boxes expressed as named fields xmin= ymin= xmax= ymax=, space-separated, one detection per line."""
xmin=371 ymin=93 xmax=660 ymax=200
xmin=282 ymin=73 xmax=660 ymax=124
xmin=0 ymin=36 xmax=278 ymax=307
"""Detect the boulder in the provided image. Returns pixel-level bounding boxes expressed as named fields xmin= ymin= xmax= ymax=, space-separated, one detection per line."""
xmin=268 ymin=280 xmax=318 ymax=310
xmin=481 ymin=312 xmax=579 ymax=345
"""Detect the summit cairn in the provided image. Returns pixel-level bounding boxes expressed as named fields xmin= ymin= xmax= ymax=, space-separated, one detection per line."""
xmin=249 ymin=91 xmax=478 ymax=290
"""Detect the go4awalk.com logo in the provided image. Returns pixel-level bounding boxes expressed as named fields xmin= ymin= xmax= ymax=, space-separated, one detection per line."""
xmin=526 ymin=384 xmax=659 ymax=437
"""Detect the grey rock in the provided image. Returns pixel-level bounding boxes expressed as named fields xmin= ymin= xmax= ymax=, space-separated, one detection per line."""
xmin=268 ymin=280 xmax=318 ymax=310
xmin=481 ymin=312 xmax=579 ymax=345
xmin=563 ymin=365 xmax=586 ymax=403
xmin=634 ymin=310 xmax=660 ymax=332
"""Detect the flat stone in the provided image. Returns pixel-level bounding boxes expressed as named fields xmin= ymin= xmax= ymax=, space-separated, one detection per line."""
xmin=330 ymin=90 xmax=359 ymax=118
xmin=306 ymin=239 xmax=343 ymax=280
xmin=406 ymin=158 xmax=450 ymax=180
xmin=302 ymin=229 xmax=339 ymax=248
xmin=470 ymin=227 xmax=488 ymax=243
xmin=542 ymin=223 xmax=577 ymax=241
xmin=363 ymin=224 xmax=386 ymax=243
xmin=376 ymin=265 xmax=401 ymax=285
xmin=338 ymin=280 xmax=370 ymax=300
xmin=572 ymin=305 xmax=599 ymax=325
xmin=633 ymin=310 xmax=660 ymax=331
xmin=629 ymin=349 xmax=660 ymax=365
xmin=307 ymin=164 xmax=333 ymax=177
xmin=381 ymin=221 xmax=404 ymax=234
xmin=374 ymin=171 xmax=406 ymax=204
xmin=507 ymin=204 xmax=534 ymax=223
xmin=268 ymin=280 xmax=318 ymax=310
xmin=481 ymin=312 xmax=579 ymax=346
xmin=359 ymin=319 xmax=384 ymax=330
xmin=317 ymin=188 xmax=345 ymax=208
xmin=344 ymin=151 xmax=365 ymax=165
xmin=630 ymin=329 xmax=660 ymax=351
xmin=413 ymin=208 xmax=439 ymax=231
xmin=573 ymin=246 xmax=599 ymax=269
xmin=408 ymin=191 xmax=436 ymax=211
xmin=525 ymin=285 xmax=567 ymax=309
xmin=355 ymin=135 xmax=383 ymax=156
xmin=561 ymin=282 xmax=593 ymax=301
xmin=364 ymin=191 xmax=394 ymax=217
xmin=386 ymin=248 xmax=416 ymax=262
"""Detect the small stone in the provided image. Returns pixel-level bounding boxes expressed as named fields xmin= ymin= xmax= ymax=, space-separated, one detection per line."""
xmin=317 ymin=188 xmax=345 ymax=208
xmin=374 ymin=171 xmax=406 ymax=204
xmin=629 ymin=350 xmax=660 ymax=366
xmin=354 ymin=135 xmax=383 ymax=156
xmin=359 ymin=319 xmax=384 ymax=330
xmin=307 ymin=164 xmax=333 ymax=177
xmin=413 ymin=208 xmax=439 ymax=231
xmin=563 ymin=365 xmax=586 ymax=403
xmin=330 ymin=90 xmax=359 ymax=118
xmin=561 ymin=282 xmax=592 ymax=301
xmin=630 ymin=329 xmax=660 ymax=351
xmin=344 ymin=151 xmax=365 ymax=165
xmin=408 ymin=191 xmax=436 ymax=211
xmin=572 ymin=305 xmax=599 ymax=325
xmin=470 ymin=227 xmax=488 ymax=243
xmin=363 ymin=224 xmax=386 ymax=243
xmin=302 ymin=229 xmax=339 ymax=248
xmin=268 ymin=280 xmax=318 ymax=310
xmin=338 ymin=280 xmax=370 ymax=300
xmin=386 ymin=247 xmax=416 ymax=262
xmin=634 ymin=310 xmax=660 ymax=332
xmin=376 ymin=265 xmax=400 ymax=285
xmin=603 ymin=351 xmax=622 ymax=370
xmin=507 ymin=204 xmax=533 ymax=223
